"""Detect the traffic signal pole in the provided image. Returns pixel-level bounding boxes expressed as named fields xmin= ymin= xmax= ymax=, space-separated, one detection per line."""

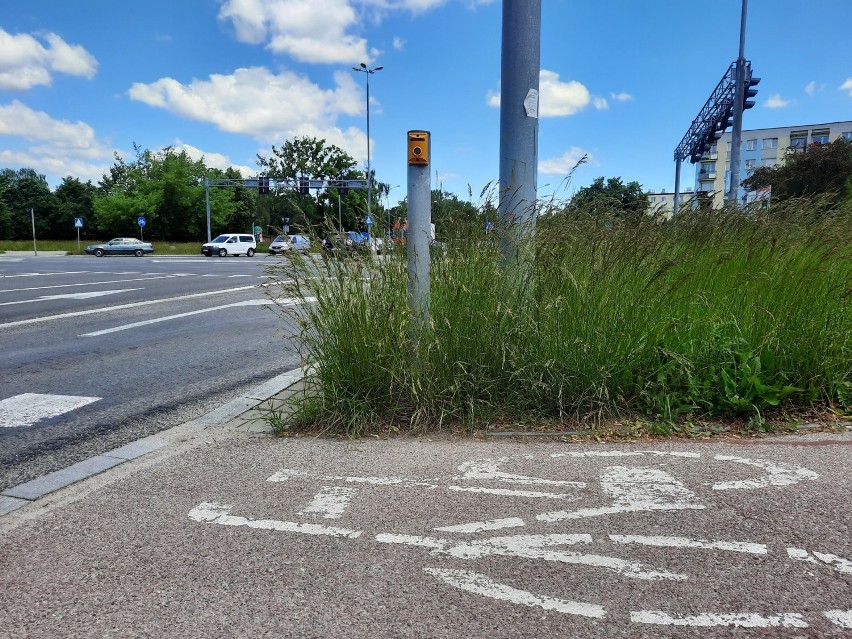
xmin=726 ymin=0 xmax=748 ymax=205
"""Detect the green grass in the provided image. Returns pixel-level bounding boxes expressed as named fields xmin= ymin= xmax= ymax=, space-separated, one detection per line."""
xmin=236 ymin=201 xmax=849 ymax=435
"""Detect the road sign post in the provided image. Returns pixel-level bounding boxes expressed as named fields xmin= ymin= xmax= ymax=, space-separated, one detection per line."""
xmin=138 ymin=216 xmax=146 ymax=241
xmin=74 ymin=217 xmax=83 ymax=252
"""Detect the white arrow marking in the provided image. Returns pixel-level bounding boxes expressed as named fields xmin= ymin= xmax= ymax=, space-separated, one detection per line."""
xmin=455 ymin=457 xmax=586 ymax=487
xmin=267 ymin=468 xmax=438 ymax=489
xmin=631 ymin=610 xmax=808 ymax=629
xmin=188 ymin=502 xmax=362 ymax=538
xmin=425 ymin=567 xmax=606 ymax=619
xmin=0 ymin=393 xmax=101 ymax=428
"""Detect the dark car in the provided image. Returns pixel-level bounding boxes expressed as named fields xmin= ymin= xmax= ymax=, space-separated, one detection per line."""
xmin=84 ymin=238 xmax=154 ymax=257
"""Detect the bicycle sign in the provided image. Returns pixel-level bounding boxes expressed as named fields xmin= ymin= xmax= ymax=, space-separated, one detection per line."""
xmin=188 ymin=449 xmax=852 ymax=633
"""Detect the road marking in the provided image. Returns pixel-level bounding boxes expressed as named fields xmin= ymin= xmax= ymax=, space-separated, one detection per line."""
xmin=80 ymin=296 xmax=312 ymax=336
xmin=435 ymin=518 xmax=526 ymax=533
xmin=630 ymin=610 xmax=808 ymax=629
xmin=0 ymin=393 xmax=101 ymax=428
xmin=610 ymin=535 xmax=767 ymax=555
xmin=376 ymin=532 xmax=685 ymax=580
xmin=298 ymin=486 xmax=357 ymax=520
xmin=0 ymin=286 xmax=257 ymax=329
xmin=824 ymin=610 xmax=852 ymax=629
xmin=455 ymin=457 xmax=586 ymax=487
xmin=0 ymin=289 xmax=141 ymax=307
xmin=448 ymin=486 xmax=573 ymax=499
xmin=0 ymin=273 xmax=209 ymax=294
xmin=425 ymin=568 xmax=606 ymax=619
xmin=0 ymin=270 xmax=89 ymax=278
xmin=267 ymin=469 xmax=439 ymax=489
xmin=537 ymin=466 xmax=704 ymax=522
xmin=711 ymin=455 xmax=820 ymax=490
xmin=187 ymin=502 xmax=362 ymax=538
xmin=787 ymin=547 xmax=852 ymax=573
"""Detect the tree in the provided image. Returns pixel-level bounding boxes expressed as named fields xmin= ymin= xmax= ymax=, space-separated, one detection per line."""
xmin=52 ymin=177 xmax=97 ymax=239
xmin=0 ymin=168 xmax=57 ymax=240
xmin=257 ymin=137 xmax=360 ymax=229
xmin=568 ymin=176 xmax=649 ymax=219
xmin=742 ymin=137 xmax=852 ymax=206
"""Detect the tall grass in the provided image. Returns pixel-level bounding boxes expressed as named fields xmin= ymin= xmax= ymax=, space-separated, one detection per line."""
xmin=266 ymin=199 xmax=852 ymax=435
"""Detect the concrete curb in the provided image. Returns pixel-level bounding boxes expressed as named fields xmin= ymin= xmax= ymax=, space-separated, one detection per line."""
xmin=0 ymin=367 xmax=307 ymax=518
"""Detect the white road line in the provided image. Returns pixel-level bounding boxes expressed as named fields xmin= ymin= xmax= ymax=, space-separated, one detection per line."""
xmin=266 ymin=469 xmax=439 ymax=488
xmin=455 ymin=457 xmax=586 ymax=487
xmin=298 ymin=486 xmax=357 ymax=520
xmin=435 ymin=518 xmax=526 ymax=533
xmin=0 ymin=286 xmax=257 ymax=329
xmin=448 ymin=486 xmax=573 ymax=499
xmin=630 ymin=610 xmax=808 ymax=629
xmin=188 ymin=502 xmax=362 ymax=538
xmin=0 ymin=270 xmax=90 ymax=278
xmin=0 ymin=273 xmax=205 ymax=294
xmin=424 ymin=568 xmax=606 ymax=619
xmin=80 ymin=299 xmax=272 ymax=336
xmin=0 ymin=289 xmax=141 ymax=307
xmin=610 ymin=535 xmax=767 ymax=555
xmin=787 ymin=548 xmax=852 ymax=574
xmin=0 ymin=393 xmax=101 ymax=428
xmin=824 ymin=610 xmax=852 ymax=629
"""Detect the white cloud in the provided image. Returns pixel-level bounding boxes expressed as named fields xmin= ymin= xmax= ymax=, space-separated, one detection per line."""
xmin=610 ymin=91 xmax=633 ymax=102
xmin=174 ymin=141 xmax=255 ymax=176
xmin=841 ymin=78 xmax=852 ymax=96
xmin=805 ymin=81 xmax=816 ymax=96
xmin=0 ymin=28 xmax=97 ymax=90
xmin=539 ymin=147 xmax=591 ymax=175
xmin=0 ymin=101 xmax=114 ymax=183
xmin=764 ymin=94 xmax=791 ymax=108
xmin=129 ymin=66 xmax=371 ymax=161
xmin=218 ymin=0 xmax=373 ymax=63
xmin=392 ymin=36 xmax=406 ymax=50
xmin=488 ymin=70 xmax=600 ymax=117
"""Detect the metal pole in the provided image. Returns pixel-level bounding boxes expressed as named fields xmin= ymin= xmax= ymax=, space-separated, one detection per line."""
xmin=366 ymin=70 xmax=372 ymax=225
xmin=31 ymin=208 xmax=37 ymax=256
xmin=498 ymin=0 xmax=541 ymax=263
xmin=407 ymin=130 xmax=431 ymax=331
xmin=673 ymin=158 xmax=682 ymax=215
xmin=338 ymin=192 xmax=342 ymax=231
xmin=205 ymin=177 xmax=212 ymax=241
xmin=727 ymin=0 xmax=748 ymax=205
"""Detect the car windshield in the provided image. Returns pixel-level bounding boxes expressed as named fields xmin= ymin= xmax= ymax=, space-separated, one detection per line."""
xmin=211 ymin=235 xmax=229 ymax=243
xmin=272 ymin=236 xmax=286 ymax=243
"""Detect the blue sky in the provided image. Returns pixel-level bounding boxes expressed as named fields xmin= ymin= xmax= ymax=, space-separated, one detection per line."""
xmin=2 ymin=0 xmax=851 ymax=207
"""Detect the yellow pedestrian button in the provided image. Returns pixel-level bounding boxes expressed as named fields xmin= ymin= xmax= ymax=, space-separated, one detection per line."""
xmin=408 ymin=131 xmax=430 ymax=166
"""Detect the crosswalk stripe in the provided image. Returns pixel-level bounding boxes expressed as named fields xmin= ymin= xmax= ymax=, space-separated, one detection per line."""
xmin=0 ymin=393 xmax=102 ymax=428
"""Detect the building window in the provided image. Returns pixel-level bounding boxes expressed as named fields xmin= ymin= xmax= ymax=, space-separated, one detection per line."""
xmin=811 ymin=129 xmax=830 ymax=145
xmin=745 ymin=159 xmax=756 ymax=171
xmin=762 ymin=138 xmax=778 ymax=149
xmin=650 ymin=197 xmax=656 ymax=202
xmin=843 ymin=132 xmax=852 ymax=140
xmin=789 ymin=131 xmax=807 ymax=150
xmin=746 ymin=139 xmax=757 ymax=151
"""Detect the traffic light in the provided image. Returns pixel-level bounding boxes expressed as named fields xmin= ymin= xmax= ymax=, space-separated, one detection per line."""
xmin=743 ymin=72 xmax=760 ymax=110
xmin=299 ymin=177 xmax=309 ymax=195
xmin=719 ymin=107 xmax=733 ymax=132
xmin=339 ymin=180 xmax=349 ymax=196
xmin=258 ymin=176 xmax=269 ymax=195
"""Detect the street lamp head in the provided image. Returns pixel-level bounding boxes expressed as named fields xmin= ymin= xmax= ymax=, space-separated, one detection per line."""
xmin=374 ymin=66 xmax=384 ymax=72
xmin=360 ymin=62 xmax=367 ymax=69
xmin=352 ymin=66 xmax=361 ymax=72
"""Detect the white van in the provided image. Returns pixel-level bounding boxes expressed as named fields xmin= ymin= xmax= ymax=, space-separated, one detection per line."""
xmin=202 ymin=233 xmax=257 ymax=257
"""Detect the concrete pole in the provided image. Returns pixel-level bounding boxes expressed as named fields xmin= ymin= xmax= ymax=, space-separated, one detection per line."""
xmin=727 ymin=0 xmax=748 ymax=205
xmin=672 ymin=158 xmax=682 ymax=215
xmin=497 ymin=0 xmax=541 ymax=262
xmin=407 ymin=130 xmax=431 ymax=332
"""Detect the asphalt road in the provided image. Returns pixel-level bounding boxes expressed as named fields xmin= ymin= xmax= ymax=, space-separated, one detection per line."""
xmin=0 ymin=253 xmax=303 ymax=491
xmin=2 ymin=431 xmax=852 ymax=637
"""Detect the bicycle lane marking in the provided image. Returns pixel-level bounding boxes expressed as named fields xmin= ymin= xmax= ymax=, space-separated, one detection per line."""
xmin=187 ymin=449 xmax=851 ymax=631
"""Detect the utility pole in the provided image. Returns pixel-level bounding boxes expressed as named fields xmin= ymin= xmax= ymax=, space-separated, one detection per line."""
xmin=727 ymin=0 xmax=748 ymax=205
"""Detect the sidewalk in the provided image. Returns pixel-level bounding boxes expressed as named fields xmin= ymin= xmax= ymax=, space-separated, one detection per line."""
xmin=0 ymin=367 xmax=307 ymax=519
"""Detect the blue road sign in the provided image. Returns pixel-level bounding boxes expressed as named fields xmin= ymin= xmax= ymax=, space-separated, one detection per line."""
xmin=365 ymin=215 xmax=373 ymax=226
xmin=74 ymin=218 xmax=83 ymax=228
xmin=138 ymin=216 xmax=146 ymax=228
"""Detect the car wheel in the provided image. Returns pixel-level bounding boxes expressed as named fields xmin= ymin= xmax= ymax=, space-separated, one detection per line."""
xmin=94 ymin=248 xmax=105 ymax=257
xmin=134 ymin=249 xmax=144 ymax=257
xmin=218 ymin=248 xmax=228 ymax=257
xmin=247 ymin=248 xmax=255 ymax=257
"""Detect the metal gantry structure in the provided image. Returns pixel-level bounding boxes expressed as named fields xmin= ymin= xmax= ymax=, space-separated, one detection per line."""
xmin=202 ymin=176 xmax=366 ymax=241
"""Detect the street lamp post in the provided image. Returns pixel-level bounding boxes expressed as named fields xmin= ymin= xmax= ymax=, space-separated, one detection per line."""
xmin=352 ymin=62 xmax=382 ymax=226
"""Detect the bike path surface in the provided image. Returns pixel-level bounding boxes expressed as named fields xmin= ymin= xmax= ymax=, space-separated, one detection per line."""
xmin=1 ymin=401 xmax=851 ymax=638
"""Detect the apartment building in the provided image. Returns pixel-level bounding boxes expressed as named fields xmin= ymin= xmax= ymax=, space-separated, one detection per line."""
xmin=647 ymin=188 xmax=695 ymax=217
xmin=693 ymin=120 xmax=852 ymax=208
